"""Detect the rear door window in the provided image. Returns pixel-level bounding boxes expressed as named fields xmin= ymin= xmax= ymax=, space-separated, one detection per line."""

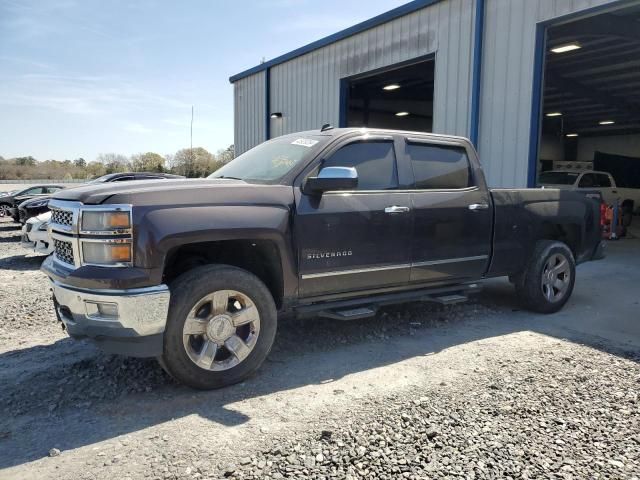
xmin=578 ymin=174 xmax=596 ymax=188
xmin=322 ymin=141 xmax=398 ymax=190
xmin=595 ymin=174 xmax=612 ymax=187
xmin=405 ymin=142 xmax=472 ymax=189
xmin=23 ymin=187 xmax=44 ymax=195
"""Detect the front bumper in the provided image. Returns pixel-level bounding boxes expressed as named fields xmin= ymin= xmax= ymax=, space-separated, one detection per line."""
xmin=50 ymin=280 xmax=170 ymax=357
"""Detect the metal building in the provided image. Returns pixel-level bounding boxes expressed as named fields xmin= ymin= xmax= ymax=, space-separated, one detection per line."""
xmin=230 ymin=0 xmax=640 ymax=189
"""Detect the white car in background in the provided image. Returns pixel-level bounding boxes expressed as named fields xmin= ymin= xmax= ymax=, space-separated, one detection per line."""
xmin=538 ymin=170 xmax=640 ymax=212
xmin=21 ymin=211 xmax=53 ymax=255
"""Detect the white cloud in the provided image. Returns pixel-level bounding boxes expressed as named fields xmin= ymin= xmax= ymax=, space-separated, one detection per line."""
xmin=272 ymin=13 xmax=355 ymax=33
xmin=124 ymin=122 xmax=153 ymax=134
xmin=0 ymin=72 xmax=192 ymax=116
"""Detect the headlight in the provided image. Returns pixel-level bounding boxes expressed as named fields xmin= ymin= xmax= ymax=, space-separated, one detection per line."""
xmin=81 ymin=241 xmax=132 ymax=265
xmin=38 ymin=221 xmax=49 ymax=231
xmin=81 ymin=210 xmax=131 ymax=232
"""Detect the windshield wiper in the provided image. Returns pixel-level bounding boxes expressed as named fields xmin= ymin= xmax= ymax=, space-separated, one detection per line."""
xmin=215 ymin=175 xmax=244 ymax=180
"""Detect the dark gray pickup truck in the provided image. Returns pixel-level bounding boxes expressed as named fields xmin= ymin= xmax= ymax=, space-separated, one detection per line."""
xmin=42 ymin=127 xmax=604 ymax=389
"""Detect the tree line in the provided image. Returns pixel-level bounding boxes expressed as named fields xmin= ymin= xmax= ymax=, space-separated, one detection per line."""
xmin=0 ymin=145 xmax=235 ymax=180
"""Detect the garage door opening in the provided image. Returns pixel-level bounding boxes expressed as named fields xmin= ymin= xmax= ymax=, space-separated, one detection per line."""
xmin=536 ymin=4 xmax=640 ymax=217
xmin=342 ymin=58 xmax=435 ymax=132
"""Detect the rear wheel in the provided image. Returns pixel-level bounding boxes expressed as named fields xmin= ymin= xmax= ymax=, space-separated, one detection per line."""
xmin=515 ymin=240 xmax=575 ymax=314
xmin=160 ymin=265 xmax=277 ymax=389
xmin=0 ymin=204 xmax=9 ymax=217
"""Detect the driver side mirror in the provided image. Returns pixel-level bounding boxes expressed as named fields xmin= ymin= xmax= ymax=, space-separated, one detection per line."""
xmin=304 ymin=166 xmax=358 ymax=195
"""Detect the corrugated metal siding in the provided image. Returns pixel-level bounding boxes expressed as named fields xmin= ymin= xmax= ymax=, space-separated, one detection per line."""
xmin=268 ymin=0 xmax=476 ymax=143
xmin=478 ymin=0 xmax=619 ymax=187
xmin=234 ymin=0 xmax=624 ymax=174
xmin=233 ymin=71 xmax=265 ymax=154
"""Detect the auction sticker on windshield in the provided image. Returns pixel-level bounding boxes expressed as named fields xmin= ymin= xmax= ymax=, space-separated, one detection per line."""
xmin=291 ymin=138 xmax=319 ymax=148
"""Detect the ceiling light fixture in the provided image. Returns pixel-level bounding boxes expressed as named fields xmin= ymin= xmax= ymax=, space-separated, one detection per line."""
xmin=270 ymin=112 xmax=282 ymax=119
xmin=566 ymin=133 xmax=579 ymax=138
xmin=546 ymin=112 xmax=563 ymax=117
xmin=551 ymin=43 xmax=581 ymax=54
xmin=395 ymin=111 xmax=410 ymax=117
xmin=383 ymin=84 xmax=401 ymax=91
xmin=599 ymin=120 xmax=615 ymax=125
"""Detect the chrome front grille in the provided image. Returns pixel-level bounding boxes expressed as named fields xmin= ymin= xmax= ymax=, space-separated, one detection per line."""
xmin=51 ymin=208 xmax=73 ymax=227
xmin=53 ymin=238 xmax=75 ymax=266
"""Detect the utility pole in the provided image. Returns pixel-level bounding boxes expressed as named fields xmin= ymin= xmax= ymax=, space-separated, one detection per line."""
xmin=190 ymin=105 xmax=194 ymax=177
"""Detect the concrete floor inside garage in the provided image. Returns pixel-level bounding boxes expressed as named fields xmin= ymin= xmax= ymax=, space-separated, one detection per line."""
xmin=481 ymin=232 xmax=640 ymax=351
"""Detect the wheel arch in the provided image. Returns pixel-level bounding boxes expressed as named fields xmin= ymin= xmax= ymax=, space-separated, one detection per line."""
xmin=163 ymin=238 xmax=286 ymax=309
xmin=538 ymin=221 xmax=580 ymax=259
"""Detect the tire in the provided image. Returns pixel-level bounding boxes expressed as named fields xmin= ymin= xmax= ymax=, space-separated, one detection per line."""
xmin=515 ymin=240 xmax=576 ymax=314
xmin=0 ymin=204 xmax=9 ymax=218
xmin=160 ymin=264 xmax=277 ymax=390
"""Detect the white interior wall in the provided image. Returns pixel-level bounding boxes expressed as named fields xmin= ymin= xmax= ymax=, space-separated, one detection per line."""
xmin=540 ymin=134 xmax=564 ymax=161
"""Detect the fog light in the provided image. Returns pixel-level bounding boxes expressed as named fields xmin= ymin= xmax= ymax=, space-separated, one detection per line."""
xmin=85 ymin=301 xmax=119 ymax=319
xmin=98 ymin=303 xmax=118 ymax=317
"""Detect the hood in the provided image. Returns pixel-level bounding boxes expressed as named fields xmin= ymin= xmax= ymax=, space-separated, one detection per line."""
xmin=20 ymin=195 xmax=53 ymax=207
xmin=52 ymin=178 xmax=294 ymax=207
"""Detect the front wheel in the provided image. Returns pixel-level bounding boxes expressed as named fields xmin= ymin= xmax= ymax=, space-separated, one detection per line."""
xmin=160 ymin=265 xmax=277 ymax=389
xmin=515 ymin=240 xmax=576 ymax=314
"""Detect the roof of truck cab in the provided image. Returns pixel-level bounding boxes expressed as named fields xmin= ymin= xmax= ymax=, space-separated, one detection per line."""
xmin=286 ymin=127 xmax=471 ymax=142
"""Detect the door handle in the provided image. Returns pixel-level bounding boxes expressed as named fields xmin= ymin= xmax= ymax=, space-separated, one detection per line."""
xmin=468 ymin=203 xmax=489 ymax=211
xmin=385 ymin=206 xmax=410 ymax=214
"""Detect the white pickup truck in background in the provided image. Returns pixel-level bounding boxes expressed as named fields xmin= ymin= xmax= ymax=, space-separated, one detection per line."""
xmin=538 ymin=170 xmax=640 ymax=214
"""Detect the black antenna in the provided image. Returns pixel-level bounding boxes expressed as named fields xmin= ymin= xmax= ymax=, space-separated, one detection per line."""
xmin=320 ymin=123 xmax=334 ymax=132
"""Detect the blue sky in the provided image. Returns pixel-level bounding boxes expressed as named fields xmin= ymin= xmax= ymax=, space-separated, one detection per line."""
xmin=0 ymin=0 xmax=406 ymax=161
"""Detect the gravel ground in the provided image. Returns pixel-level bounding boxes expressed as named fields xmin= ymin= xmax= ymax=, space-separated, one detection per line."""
xmin=1 ymin=216 xmax=639 ymax=480
xmin=224 ymin=348 xmax=640 ymax=480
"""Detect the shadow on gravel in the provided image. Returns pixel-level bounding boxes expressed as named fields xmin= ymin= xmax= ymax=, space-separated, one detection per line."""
xmin=0 ymin=292 xmax=638 ymax=469
xmin=0 ymin=235 xmax=20 ymax=243
xmin=0 ymin=224 xmax=20 ymax=231
xmin=0 ymin=254 xmax=45 ymax=271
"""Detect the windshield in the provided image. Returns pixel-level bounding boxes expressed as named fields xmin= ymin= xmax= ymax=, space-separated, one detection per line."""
xmin=538 ymin=172 xmax=579 ymax=185
xmin=209 ymin=135 xmax=327 ymax=183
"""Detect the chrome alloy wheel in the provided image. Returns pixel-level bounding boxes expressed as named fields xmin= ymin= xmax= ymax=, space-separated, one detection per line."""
xmin=540 ymin=253 xmax=571 ymax=303
xmin=182 ymin=290 xmax=260 ymax=371
xmin=0 ymin=205 xmax=9 ymax=217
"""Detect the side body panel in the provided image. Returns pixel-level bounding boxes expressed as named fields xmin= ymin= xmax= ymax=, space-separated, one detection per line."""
xmin=409 ymin=188 xmax=492 ymax=282
xmin=488 ymin=188 xmax=601 ymax=277
xmin=400 ymin=136 xmax=493 ymax=283
xmin=294 ymin=190 xmax=413 ymax=297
